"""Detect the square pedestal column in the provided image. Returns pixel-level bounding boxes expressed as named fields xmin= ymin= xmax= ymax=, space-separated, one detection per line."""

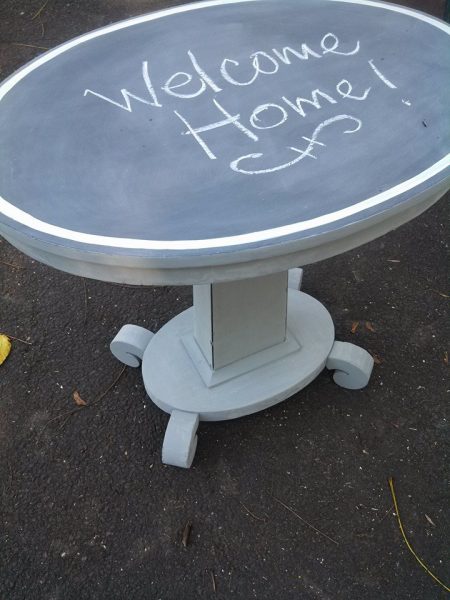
xmin=193 ymin=271 xmax=289 ymax=370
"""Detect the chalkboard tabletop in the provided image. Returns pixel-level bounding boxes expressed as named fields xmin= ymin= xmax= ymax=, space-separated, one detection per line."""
xmin=0 ymin=0 xmax=449 ymax=283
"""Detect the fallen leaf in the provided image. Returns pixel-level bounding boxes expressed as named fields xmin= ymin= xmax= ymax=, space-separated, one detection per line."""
xmin=0 ymin=334 xmax=11 ymax=365
xmin=182 ymin=521 xmax=192 ymax=548
xmin=424 ymin=513 xmax=436 ymax=527
xmin=210 ymin=571 xmax=217 ymax=593
xmin=365 ymin=321 xmax=376 ymax=332
xmin=432 ymin=289 xmax=449 ymax=299
xmin=73 ymin=390 xmax=87 ymax=406
xmin=351 ymin=321 xmax=360 ymax=334
xmin=370 ymin=352 xmax=383 ymax=365
xmin=444 ymin=352 xmax=448 ymax=366
xmin=425 ymin=514 xmax=436 ymax=527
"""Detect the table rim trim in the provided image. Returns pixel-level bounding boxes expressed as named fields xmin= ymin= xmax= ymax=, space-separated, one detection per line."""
xmin=0 ymin=0 xmax=449 ymax=252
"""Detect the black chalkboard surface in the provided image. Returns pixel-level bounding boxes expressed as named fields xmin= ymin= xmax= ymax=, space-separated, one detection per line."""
xmin=0 ymin=0 xmax=449 ymax=277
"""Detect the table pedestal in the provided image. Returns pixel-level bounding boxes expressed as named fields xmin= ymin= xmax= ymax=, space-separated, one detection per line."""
xmin=110 ymin=269 xmax=374 ymax=468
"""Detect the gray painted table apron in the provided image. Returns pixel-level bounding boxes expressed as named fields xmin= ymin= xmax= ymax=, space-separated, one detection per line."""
xmin=1 ymin=0 xmax=449 ymax=467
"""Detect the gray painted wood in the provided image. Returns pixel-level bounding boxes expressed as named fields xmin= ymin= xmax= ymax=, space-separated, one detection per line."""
xmin=1 ymin=183 xmax=444 ymax=284
xmin=142 ymin=289 xmax=336 ymax=421
xmin=288 ymin=267 xmax=303 ymax=291
xmin=110 ymin=282 xmax=374 ymax=467
xmin=0 ymin=0 xmax=448 ymax=284
xmin=326 ymin=340 xmax=374 ymax=389
xmin=193 ymin=284 xmax=214 ymax=367
xmin=193 ymin=271 xmax=287 ymax=370
xmin=162 ymin=410 xmax=199 ymax=469
xmin=110 ymin=324 xmax=154 ymax=367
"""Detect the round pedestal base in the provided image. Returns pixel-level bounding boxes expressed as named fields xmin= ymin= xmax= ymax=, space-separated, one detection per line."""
xmin=142 ymin=290 xmax=335 ymax=421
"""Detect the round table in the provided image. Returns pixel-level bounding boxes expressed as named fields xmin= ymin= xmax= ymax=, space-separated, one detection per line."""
xmin=1 ymin=0 xmax=449 ymax=467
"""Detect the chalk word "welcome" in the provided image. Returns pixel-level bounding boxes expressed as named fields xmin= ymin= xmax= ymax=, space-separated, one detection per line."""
xmin=83 ymin=32 xmax=360 ymax=110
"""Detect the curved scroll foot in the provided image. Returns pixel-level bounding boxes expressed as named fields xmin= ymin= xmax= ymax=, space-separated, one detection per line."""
xmin=288 ymin=268 xmax=303 ymax=291
xmin=162 ymin=410 xmax=199 ymax=468
xmin=326 ymin=341 xmax=374 ymax=390
xmin=110 ymin=324 xmax=154 ymax=367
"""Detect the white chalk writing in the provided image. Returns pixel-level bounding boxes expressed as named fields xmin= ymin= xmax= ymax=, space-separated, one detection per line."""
xmin=174 ymin=76 xmax=374 ymax=160
xmin=249 ymin=103 xmax=288 ymax=130
xmin=84 ymin=31 xmax=361 ymax=112
xmin=368 ymin=59 xmax=398 ymax=88
xmin=175 ymin=98 xmax=258 ymax=160
xmin=162 ymin=71 xmax=206 ymax=99
xmin=281 ymin=89 xmax=337 ymax=118
xmin=230 ymin=115 xmax=362 ymax=175
xmin=321 ymin=33 xmax=360 ymax=56
xmin=272 ymin=45 xmax=321 ymax=64
xmin=82 ymin=31 xmax=405 ymax=176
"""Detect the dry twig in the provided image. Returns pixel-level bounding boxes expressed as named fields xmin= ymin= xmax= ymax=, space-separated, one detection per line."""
xmin=31 ymin=0 xmax=50 ymax=20
xmin=0 ymin=333 xmax=32 ymax=345
xmin=0 ymin=260 xmax=25 ymax=269
xmin=239 ymin=501 xmax=267 ymax=522
xmin=377 ymin=503 xmax=394 ymax=524
xmin=82 ymin=279 xmax=88 ymax=324
xmin=11 ymin=42 xmax=49 ymax=50
xmin=388 ymin=477 xmax=449 ymax=592
xmin=273 ymin=497 xmax=338 ymax=545
xmin=41 ymin=365 xmax=126 ymax=431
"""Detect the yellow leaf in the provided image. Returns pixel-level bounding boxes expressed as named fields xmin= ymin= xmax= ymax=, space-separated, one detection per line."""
xmin=0 ymin=334 xmax=12 ymax=365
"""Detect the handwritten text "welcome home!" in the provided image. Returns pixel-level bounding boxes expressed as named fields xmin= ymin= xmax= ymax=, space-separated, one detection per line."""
xmin=84 ymin=32 xmax=402 ymax=175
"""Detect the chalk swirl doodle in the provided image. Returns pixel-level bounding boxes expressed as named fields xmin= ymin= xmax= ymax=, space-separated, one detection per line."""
xmin=230 ymin=114 xmax=362 ymax=175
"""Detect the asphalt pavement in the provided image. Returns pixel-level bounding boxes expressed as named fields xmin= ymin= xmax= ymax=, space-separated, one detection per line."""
xmin=0 ymin=1 xmax=449 ymax=599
